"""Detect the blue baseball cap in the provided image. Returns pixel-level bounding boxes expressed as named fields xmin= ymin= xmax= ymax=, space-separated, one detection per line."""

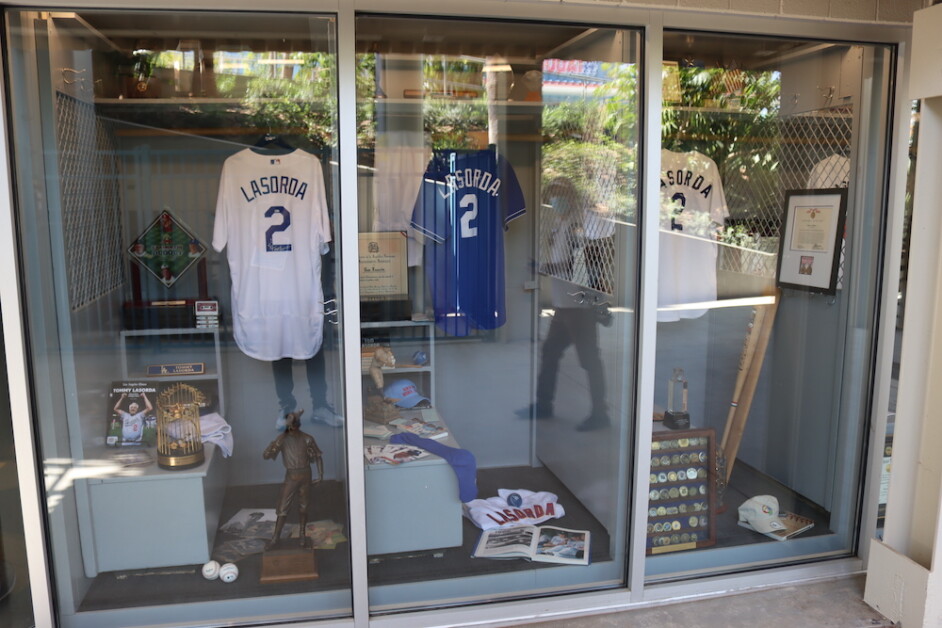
xmin=383 ymin=379 xmax=430 ymax=408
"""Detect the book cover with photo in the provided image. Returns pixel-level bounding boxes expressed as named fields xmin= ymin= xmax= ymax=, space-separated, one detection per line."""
xmin=106 ymin=382 xmax=158 ymax=447
xmin=473 ymin=525 xmax=590 ymax=565
xmin=108 ymin=380 xmax=221 ymax=448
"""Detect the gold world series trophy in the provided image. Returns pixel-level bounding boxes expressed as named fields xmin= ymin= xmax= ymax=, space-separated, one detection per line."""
xmin=155 ymin=383 xmax=205 ymax=470
xmin=260 ymin=409 xmax=323 ymax=583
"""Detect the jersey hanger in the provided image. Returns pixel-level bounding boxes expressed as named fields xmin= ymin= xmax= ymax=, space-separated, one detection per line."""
xmin=253 ymin=133 xmax=294 ymax=152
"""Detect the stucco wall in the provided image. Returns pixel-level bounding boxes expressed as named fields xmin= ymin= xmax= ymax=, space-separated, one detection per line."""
xmin=530 ymin=0 xmax=926 ymax=23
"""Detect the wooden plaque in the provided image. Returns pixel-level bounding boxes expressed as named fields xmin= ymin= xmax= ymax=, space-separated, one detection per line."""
xmin=646 ymin=427 xmax=717 ymax=555
xmin=260 ymin=549 xmax=319 ymax=583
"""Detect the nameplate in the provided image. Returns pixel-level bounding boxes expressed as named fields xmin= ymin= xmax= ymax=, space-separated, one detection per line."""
xmin=146 ymin=363 xmax=205 ymax=376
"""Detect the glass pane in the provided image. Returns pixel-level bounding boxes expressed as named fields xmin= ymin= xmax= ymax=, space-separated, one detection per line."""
xmin=0 ymin=321 xmax=34 ymax=627
xmin=5 ymin=10 xmax=351 ymax=625
xmin=355 ymin=15 xmax=640 ymax=610
xmin=648 ymin=32 xmax=893 ymax=578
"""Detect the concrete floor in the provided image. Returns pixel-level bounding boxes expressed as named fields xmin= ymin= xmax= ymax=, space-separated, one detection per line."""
xmin=521 ymin=575 xmax=893 ymax=628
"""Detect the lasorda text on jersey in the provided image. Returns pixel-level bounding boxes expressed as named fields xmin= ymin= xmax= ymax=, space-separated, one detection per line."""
xmin=660 ymin=169 xmax=715 ymax=199
xmin=438 ymin=168 xmax=503 ymax=200
xmin=240 ymin=175 xmax=309 ymax=202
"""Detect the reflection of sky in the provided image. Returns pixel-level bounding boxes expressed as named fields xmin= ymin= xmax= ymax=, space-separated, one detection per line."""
xmin=542 ymin=58 xmax=634 ymax=103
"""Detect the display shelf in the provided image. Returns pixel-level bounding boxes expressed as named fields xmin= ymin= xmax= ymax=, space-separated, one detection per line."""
xmin=95 ymin=97 xmax=325 ymax=106
xmin=361 ymin=319 xmax=435 ymax=403
xmin=83 ymin=443 xmax=228 ymax=574
xmin=363 ymin=409 xmax=463 ymax=554
xmin=370 ymin=97 xmax=542 ymax=106
xmin=119 ymin=327 xmax=225 ymax=415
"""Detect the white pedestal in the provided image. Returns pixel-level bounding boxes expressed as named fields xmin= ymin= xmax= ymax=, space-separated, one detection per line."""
xmin=85 ymin=443 xmax=227 ymax=573
xmin=364 ymin=411 xmax=463 ymax=555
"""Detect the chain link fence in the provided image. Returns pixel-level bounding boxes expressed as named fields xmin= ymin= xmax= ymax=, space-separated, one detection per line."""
xmin=55 ymin=91 xmax=125 ymax=311
xmin=718 ymin=105 xmax=853 ymax=279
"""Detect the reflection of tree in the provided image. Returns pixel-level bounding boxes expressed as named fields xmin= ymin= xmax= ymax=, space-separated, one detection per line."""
xmin=355 ymin=54 xmax=377 ymax=147
xmin=662 ymin=66 xmax=782 ymax=241
xmin=425 ymin=100 xmax=488 ymax=150
xmin=239 ymin=53 xmax=338 ymax=150
xmin=353 ymin=54 xmax=488 ymax=152
xmin=541 ymin=62 xmax=639 ymax=222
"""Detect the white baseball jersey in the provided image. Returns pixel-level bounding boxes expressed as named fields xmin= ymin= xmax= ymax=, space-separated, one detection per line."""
xmin=807 ymin=154 xmax=850 ymax=189
xmin=372 ymin=133 xmax=429 ymax=267
xmin=658 ymin=149 xmax=729 ymax=322
xmin=463 ymin=488 xmax=565 ymax=530
xmin=118 ymin=410 xmax=146 ymax=442
xmin=213 ymin=148 xmax=331 ymax=361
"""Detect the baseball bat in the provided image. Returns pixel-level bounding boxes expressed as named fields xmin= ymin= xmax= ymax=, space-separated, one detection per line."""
xmin=722 ymin=289 xmax=781 ymax=483
xmin=720 ymin=304 xmax=766 ymax=452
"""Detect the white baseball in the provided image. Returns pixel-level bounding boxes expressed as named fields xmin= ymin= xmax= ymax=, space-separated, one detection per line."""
xmin=219 ymin=562 xmax=239 ymax=583
xmin=201 ymin=560 xmax=220 ymax=580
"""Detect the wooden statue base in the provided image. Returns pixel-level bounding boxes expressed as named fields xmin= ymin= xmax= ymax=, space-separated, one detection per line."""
xmin=260 ymin=548 xmax=319 ymax=583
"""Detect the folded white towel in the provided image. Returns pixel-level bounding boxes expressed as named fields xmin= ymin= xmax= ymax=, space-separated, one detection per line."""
xmin=200 ymin=412 xmax=233 ymax=457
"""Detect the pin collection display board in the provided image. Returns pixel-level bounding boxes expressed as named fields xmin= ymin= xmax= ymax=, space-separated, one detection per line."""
xmin=646 ymin=428 xmax=717 ymax=554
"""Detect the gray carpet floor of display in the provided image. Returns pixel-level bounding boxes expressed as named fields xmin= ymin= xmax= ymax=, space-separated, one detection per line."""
xmin=78 ymin=464 xmax=829 ymax=610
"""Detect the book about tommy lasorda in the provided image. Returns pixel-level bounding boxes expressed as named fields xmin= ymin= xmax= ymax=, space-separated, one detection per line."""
xmin=473 ymin=525 xmax=590 ymax=565
xmin=106 ymin=382 xmax=157 ymax=447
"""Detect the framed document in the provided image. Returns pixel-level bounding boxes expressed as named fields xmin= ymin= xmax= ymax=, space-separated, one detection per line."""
xmin=776 ymin=189 xmax=847 ymax=294
xmin=359 ymin=232 xmax=408 ymax=301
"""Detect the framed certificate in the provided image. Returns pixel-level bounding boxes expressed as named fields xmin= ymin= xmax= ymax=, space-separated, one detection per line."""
xmin=776 ymin=189 xmax=847 ymax=294
xmin=358 ymin=232 xmax=408 ymax=301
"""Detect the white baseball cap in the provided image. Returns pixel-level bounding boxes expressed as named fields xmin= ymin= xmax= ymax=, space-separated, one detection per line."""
xmin=738 ymin=495 xmax=786 ymax=533
xmin=383 ymin=379 xmax=430 ymax=408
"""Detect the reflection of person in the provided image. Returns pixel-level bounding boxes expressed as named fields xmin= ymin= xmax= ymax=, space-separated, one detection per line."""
xmin=518 ymin=177 xmax=610 ymax=432
xmin=113 ymin=392 xmax=153 ymax=443
xmin=269 ymin=222 xmax=342 ymax=428
xmin=263 ymin=410 xmax=324 ymax=549
xmin=273 ymin=351 xmax=343 ymax=427
xmin=582 ymin=160 xmax=617 ymax=294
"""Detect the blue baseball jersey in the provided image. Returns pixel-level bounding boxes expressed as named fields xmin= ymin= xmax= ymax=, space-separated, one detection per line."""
xmin=411 ymin=150 xmax=526 ymax=336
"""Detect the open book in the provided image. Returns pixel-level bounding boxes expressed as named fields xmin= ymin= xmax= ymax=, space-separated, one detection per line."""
xmin=473 ymin=525 xmax=590 ymax=565
xmin=364 ymin=444 xmax=429 ymax=465
xmin=739 ymin=511 xmax=815 ymax=541
xmin=390 ymin=415 xmax=448 ymax=440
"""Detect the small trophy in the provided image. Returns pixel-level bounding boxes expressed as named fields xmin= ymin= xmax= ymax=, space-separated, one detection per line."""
xmin=664 ymin=368 xmax=690 ymax=430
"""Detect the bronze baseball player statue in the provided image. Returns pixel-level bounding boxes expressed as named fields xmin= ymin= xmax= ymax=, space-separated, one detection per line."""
xmin=263 ymin=409 xmax=323 ymax=549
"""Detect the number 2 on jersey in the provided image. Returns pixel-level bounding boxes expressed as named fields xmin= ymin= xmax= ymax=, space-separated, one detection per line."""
xmin=459 ymin=193 xmax=478 ymax=238
xmin=265 ymin=206 xmax=292 ymax=252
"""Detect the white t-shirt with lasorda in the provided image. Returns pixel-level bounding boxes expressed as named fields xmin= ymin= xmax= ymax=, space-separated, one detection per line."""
xmin=463 ymin=488 xmax=565 ymax=531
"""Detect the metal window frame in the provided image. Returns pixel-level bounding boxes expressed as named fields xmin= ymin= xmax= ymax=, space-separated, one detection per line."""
xmin=0 ymin=2 xmax=910 ymax=627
